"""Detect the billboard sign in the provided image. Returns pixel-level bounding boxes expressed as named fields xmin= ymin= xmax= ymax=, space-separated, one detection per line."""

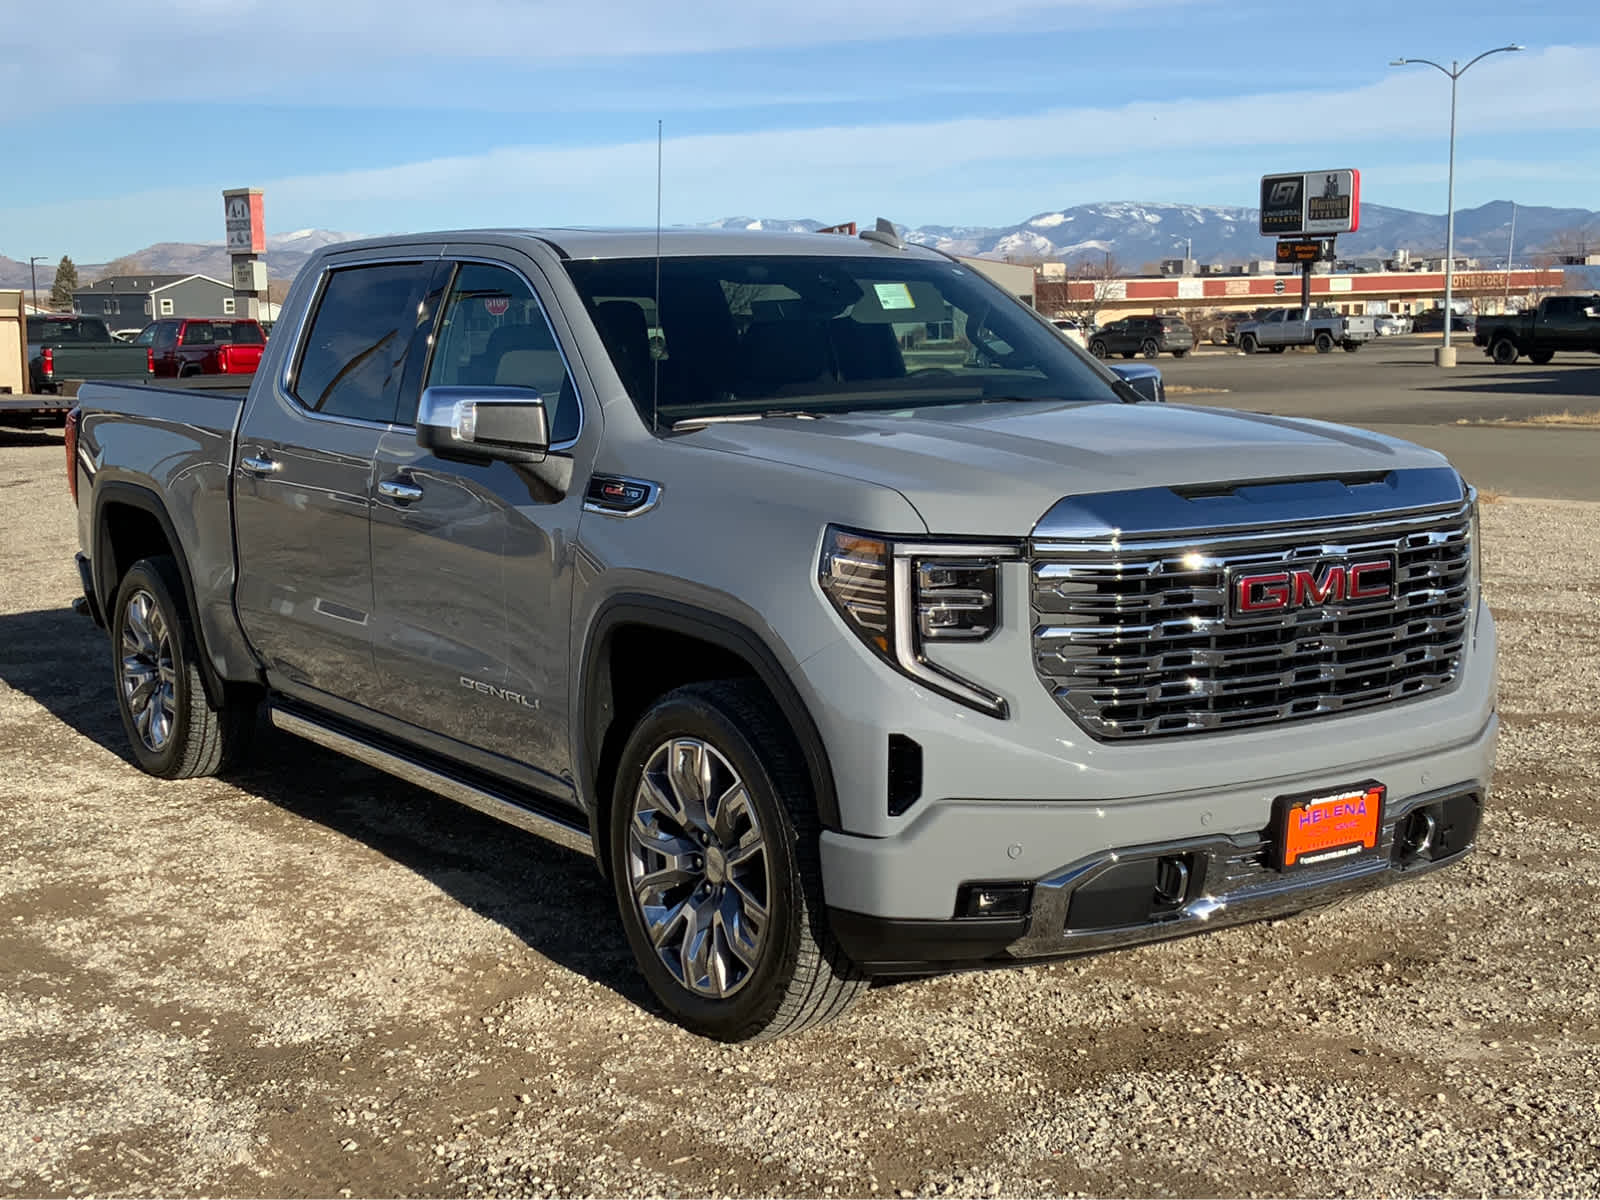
xmin=223 ymin=188 xmax=266 ymax=255
xmin=1259 ymin=170 xmax=1360 ymax=238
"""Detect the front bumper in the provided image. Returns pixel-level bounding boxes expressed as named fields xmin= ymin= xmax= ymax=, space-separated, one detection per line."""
xmin=828 ymin=779 xmax=1484 ymax=974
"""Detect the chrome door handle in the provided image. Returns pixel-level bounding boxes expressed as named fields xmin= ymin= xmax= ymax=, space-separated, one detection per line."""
xmin=239 ymin=453 xmax=281 ymax=475
xmin=378 ymin=478 xmax=424 ymax=503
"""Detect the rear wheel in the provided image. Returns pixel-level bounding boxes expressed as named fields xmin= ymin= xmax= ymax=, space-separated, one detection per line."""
xmin=1140 ymin=339 xmax=1160 ymax=359
xmin=1528 ymin=349 xmax=1554 ymax=365
xmin=1239 ymin=334 xmax=1258 ymax=355
xmin=1314 ymin=332 xmax=1334 ymax=354
xmin=1171 ymin=348 xmax=1190 ymax=358
xmin=1342 ymin=341 xmax=1362 ymax=353
xmin=1269 ymin=345 xmax=1287 ymax=354
xmin=1490 ymin=337 xmax=1519 ymax=365
xmin=609 ymin=680 xmax=866 ymax=1042
xmin=112 ymin=556 xmax=255 ymax=779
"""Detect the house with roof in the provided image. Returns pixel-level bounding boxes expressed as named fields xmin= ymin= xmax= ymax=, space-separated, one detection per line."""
xmin=72 ymin=273 xmax=239 ymax=328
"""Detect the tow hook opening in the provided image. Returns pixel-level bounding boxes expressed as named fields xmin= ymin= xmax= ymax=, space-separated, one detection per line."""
xmin=1154 ymin=855 xmax=1192 ymax=908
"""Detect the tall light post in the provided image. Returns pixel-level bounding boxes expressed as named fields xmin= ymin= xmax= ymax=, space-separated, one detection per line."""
xmin=1390 ymin=44 xmax=1522 ymax=366
xmin=28 ymin=256 xmax=47 ymax=311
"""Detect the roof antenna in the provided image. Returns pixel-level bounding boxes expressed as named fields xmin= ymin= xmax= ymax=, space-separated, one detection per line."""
xmin=652 ymin=119 xmax=663 ymax=434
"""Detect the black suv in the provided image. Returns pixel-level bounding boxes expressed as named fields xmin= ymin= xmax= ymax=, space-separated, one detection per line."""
xmin=1089 ymin=315 xmax=1195 ymax=359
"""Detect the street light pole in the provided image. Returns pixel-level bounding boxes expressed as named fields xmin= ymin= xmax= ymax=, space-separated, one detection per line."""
xmin=28 ymin=256 xmax=46 ymax=311
xmin=1390 ymin=44 xmax=1523 ymax=365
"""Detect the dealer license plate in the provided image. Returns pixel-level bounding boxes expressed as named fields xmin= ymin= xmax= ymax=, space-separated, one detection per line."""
xmin=1273 ymin=782 xmax=1385 ymax=871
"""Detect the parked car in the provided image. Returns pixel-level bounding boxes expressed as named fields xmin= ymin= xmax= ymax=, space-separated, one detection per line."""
xmin=1049 ymin=317 xmax=1089 ymax=349
xmin=25 ymin=314 xmax=153 ymax=397
xmin=1373 ymin=314 xmax=1414 ymax=337
xmin=1088 ymin=315 xmax=1194 ymax=359
xmin=1472 ymin=294 xmax=1600 ymax=364
xmin=1234 ymin=308 xmax=1375 ymax=354
xmin=134 ymin=318 xmax=268 ymax=378
xmin=1411 ymin=310 xmax=1476 ymax=335
xmin=69 ymin=225 xmax=1494 ymax=1042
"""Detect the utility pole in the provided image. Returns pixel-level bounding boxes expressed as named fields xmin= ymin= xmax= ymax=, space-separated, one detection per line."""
xmin=1503 ymin=202 xmax=1516 ymax=312
xmin=28 ymin=256 xmax=46 ymax=311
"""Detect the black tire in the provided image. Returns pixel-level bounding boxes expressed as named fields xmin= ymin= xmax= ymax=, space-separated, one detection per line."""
xmin=111 ymin=556 xmax=255 ymax=779
xmin=1120 ymin=351 xmax=1136 ymax=359
xmin=1490 ymin=337 xmax=1519 ymax=365
xmin=1269 ymin=345 xmax=1287 ymax=354
xmin=1528 ymin=349 xmax=1554 ymax=365
xmin=1088 ymin=339 xmax=1107 ymax=359
xmin=1342 ymin=341 xmax=1361 ymax=352
xmin=1239 ymin=334 xmax=1258 ymax=355
xmin=1140 ymin=339 xmax=1160 ymax=359
xmin=1171 ymin=348 xmax=1190 ymax=358
xmin=1314 ymin=332 xmax=1334 ymax=354
xmin=609 ymin=680 xmax=866 ymax=1042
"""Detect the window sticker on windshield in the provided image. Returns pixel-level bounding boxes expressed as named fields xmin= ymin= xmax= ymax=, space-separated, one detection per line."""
xmin=872 ymin=283 xmax=916 ymax=311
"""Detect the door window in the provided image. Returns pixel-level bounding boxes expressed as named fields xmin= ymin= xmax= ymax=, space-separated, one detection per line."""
xmin=424 ymin=262 xmax=580 ymax=443
xmin=293 ymin=262 xmax=435 ymax=424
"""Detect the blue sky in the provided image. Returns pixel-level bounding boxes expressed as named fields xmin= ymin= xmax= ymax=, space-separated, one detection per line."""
xmin=3 ymin=0 xmax=1597 ymax=261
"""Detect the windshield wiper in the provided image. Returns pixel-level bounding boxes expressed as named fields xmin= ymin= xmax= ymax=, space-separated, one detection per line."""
xmin=671 ymin=410 xmax=825 ymax=431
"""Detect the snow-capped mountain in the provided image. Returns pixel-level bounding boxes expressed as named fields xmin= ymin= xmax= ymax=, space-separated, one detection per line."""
xmin=4 ymin=202 xmax=1596 ymax=293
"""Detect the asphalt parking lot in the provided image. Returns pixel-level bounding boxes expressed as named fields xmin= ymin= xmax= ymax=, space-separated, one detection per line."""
xmin=1164 ymin=338 xmax=1600 ymax=501
xmin=3 ymin=358 xmax=1600 ymax=1196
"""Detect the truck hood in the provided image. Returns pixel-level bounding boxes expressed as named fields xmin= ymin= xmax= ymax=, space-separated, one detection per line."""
xmin=681 ymin=400 xmax=1449 ymax=535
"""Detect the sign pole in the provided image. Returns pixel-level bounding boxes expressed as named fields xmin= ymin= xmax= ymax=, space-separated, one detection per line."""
xmin=1301 ymin=261 xmax=1312 ymax=321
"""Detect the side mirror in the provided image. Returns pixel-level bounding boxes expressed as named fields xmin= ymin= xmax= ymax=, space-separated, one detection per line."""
xmin=416 ymin=385 xmax=549 ymax=464
xmin=1109 ymin=362 xmax=1166 ymax=404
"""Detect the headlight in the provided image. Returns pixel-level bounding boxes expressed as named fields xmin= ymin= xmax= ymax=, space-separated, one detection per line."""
xmin=820 ymin=525 xmax=1017 ymax=717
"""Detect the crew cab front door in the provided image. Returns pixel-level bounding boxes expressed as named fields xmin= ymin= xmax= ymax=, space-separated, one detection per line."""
xmin=369 ymin=253 xmax=590 ymax=794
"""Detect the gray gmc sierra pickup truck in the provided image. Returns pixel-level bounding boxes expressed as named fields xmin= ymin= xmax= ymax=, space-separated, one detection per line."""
xmin=68 ymin=226 xmax=1497 ymax=1042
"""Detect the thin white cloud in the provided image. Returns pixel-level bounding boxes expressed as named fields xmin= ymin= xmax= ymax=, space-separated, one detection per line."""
xmin=4 ymin=0 xmax=1195 ymax=106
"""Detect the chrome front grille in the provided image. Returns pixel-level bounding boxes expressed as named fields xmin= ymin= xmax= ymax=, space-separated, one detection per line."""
xmin=1031 ymin=505 xmax=1474 ymax=739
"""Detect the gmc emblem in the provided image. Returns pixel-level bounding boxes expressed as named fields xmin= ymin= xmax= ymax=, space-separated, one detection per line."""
xmin=1227 ymin=556 xmax=1396 ymax=619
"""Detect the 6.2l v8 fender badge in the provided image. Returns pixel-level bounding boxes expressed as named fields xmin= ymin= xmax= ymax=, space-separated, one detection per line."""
xmin=460 ymin=676 xmax=541 ymax=710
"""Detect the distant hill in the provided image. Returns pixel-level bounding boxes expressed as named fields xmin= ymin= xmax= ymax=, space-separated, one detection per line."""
xmin=4 ymin=202 xmax=1596 ymax=292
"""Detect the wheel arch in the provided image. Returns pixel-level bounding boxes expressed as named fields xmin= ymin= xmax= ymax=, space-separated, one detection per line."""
xmin=91 ymin=481 xmax=236 ymax=710
xmin=577 ymin=594 xmax=842 ymax=872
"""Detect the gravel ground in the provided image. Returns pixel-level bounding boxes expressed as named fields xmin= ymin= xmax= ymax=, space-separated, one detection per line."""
xmin=2 ymin=432 xmax=1598 ymax=1198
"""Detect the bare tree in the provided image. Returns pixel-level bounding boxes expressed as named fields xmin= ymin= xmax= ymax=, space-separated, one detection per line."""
xmin=1541 ymin=227 xmax=1595 ymax=263
xmin=96 ymin=255 xmax=149 ymax=279
xmin=1043 ymin=253 xmax=1122 ymax=326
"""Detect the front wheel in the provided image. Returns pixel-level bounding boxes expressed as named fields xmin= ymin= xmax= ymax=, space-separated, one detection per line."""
xmin=1239 ymin=334 xmax=1258 ymax=355
xmin=610 ymin=680 xmax=866 ymax=1042
xmin=112 ymin=556 xmax=254 ymax=779
xmin=1528 ymin=349 xmax=1554 ymax=365
xmin=1490 ymin=337 xmax=1520 ymax=365
xmin=1088 ymin=339 xmax=1108 ymax=359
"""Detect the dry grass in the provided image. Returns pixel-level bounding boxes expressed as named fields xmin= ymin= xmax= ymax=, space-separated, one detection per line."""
xmin=1457 ymin=410 xmax=1600 ymax=429
xmin=1165 ymin=384 xmax=1230 ymax=396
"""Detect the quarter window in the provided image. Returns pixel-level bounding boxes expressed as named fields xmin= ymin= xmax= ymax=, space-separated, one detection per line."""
xmin=425 ymin=263 xmax=579 ymax=443
xmin=293 ymin=262 xmax=435 ymax=424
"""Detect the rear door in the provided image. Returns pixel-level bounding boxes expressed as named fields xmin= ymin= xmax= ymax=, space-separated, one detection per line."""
xmin=233 ymin=254 xmax=440 ymax=712
xmin=369 ymin=252 xmax=592 ymax=786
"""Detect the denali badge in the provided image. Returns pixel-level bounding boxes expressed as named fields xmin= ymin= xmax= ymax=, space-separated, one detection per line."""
xmin=1227 ymin=555 xmax=1396 ymax=619
xmin=459 ymin=676 xmax=541 ymax=710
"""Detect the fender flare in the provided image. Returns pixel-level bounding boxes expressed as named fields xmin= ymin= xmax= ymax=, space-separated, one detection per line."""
xmin=576 ymin=593 xmax=843 ymax=863
xmin=91 ymin=480 xmax=232 ymax=709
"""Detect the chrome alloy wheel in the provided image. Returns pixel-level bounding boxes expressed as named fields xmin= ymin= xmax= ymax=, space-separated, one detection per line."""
xmin=120 ymin=589 xmax=177 ymax=753
xmin=625 ymin=737 xmax=772 ymax=999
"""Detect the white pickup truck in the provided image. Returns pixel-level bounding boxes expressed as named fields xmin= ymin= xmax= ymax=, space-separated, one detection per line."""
xmin=1235 ymin=307 xmax=1375 ymax=355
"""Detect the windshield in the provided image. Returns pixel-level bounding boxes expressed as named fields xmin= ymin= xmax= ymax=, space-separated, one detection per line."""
xmin=563 ymin=254 xmax=1119 ymax=425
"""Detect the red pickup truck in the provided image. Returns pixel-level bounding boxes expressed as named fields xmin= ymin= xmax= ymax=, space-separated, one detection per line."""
xmin=134 ymin=318 xmax=267 ymax=378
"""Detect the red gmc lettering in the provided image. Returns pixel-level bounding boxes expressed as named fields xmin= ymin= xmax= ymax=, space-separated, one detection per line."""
xmin=1236 ymin=572 xmax=1291 ymax=613
xmin=1347 ymin=561 xmax=1392 ymax=601
xmin=1291 ymin=565 xmax=1345 ymax=606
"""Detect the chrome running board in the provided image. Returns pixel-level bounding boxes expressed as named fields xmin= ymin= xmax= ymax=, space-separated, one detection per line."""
xmin=269 ymin=706 xmax=594 ymax=858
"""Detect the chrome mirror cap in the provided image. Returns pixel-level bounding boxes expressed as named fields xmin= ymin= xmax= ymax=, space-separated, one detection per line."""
xmin=416 ymin=385 xmax=550 ymax=464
